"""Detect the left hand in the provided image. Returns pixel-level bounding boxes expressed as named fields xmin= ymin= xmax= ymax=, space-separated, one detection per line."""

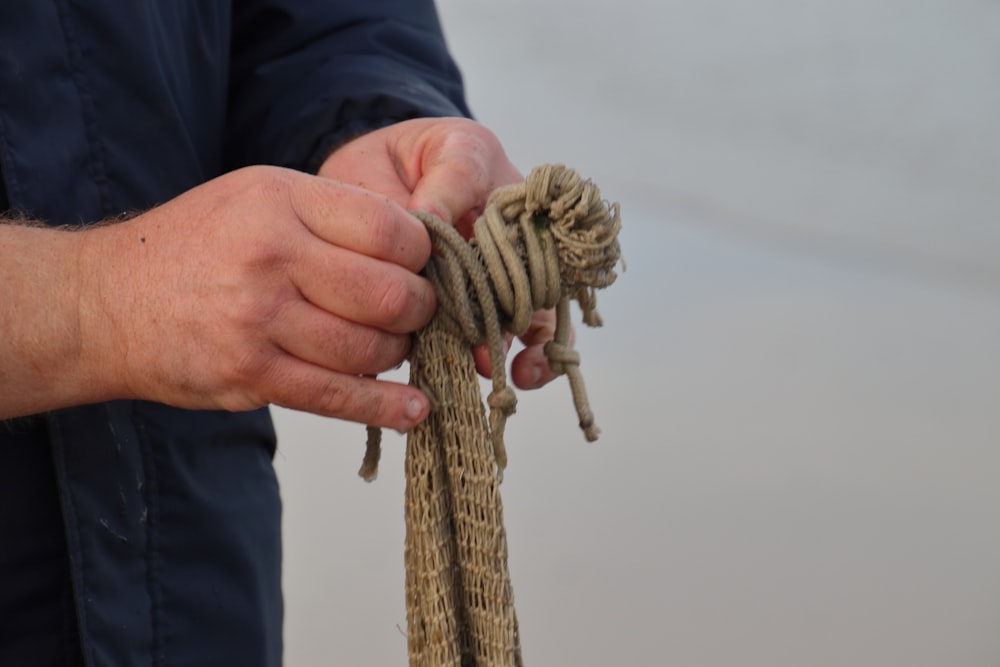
xmin=318 ymin=117 xmax=563 ymax=389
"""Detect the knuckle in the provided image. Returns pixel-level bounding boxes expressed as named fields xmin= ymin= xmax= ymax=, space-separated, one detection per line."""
xmin=368 ymin=199 xmax=432 ymax=270
xmin=367 ymin=200 xmax=409 ymax=255
xmin=242 ymin=230 xmax=296 ymax=276
xmin=226 ymin=285 xmax=291 ymax=337
xmin=446 ymin=136 xmax=493 ymax=179
xmin=442 ymin=117 xmax=502 ymax=150
xmin=227 ymin=344 xmax=273 ymax=389
xmin=315 ymin=378 xmax=350 ymax=415
xmin=227 ymin=165 xmax=292 ymax=207
xmin=209 ymin=347 xmax=275 ymax=411
xmin=247 ymin=164 xmax=292 ymax=193
xmin=314 ymin=378 xmax=382 ymax=424
xmin=371 ymin=334 xmax=410 ymax=374
xmin=373 ymin=276 xmax=420 ymax=326
xmin=350 ymin=329 xmax=390 ymax=372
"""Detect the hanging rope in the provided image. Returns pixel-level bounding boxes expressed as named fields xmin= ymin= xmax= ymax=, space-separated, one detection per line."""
xmin=361 ymin=164 xmax=622 ymax=666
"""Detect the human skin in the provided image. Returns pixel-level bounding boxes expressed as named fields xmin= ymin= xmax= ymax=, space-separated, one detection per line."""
xmin=0 ymin=119 xmax=562 ymax=429
xmin=320 ymin=117 xmax=567 ymax=391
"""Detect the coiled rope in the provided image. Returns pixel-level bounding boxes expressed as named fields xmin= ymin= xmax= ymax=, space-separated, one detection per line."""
xmin=361 ymin=164 xmax=622 ymax=666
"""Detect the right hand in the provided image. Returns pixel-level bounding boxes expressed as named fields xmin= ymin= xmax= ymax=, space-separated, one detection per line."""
xmin=76 ymin=166 xmax=435 ymax=431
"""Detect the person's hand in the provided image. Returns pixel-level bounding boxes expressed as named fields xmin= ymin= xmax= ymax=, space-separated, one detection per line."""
xmin=73 ymin=166 xmax=434 ymax=430
xmin=318 ymin=117 xmax=564 ymax=390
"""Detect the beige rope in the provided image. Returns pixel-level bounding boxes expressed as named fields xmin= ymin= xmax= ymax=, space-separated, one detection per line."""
xmin=361 ymin=165 xmax=622 ymax=665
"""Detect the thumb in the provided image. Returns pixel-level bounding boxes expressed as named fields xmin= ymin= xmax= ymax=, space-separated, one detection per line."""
xmin=407 ymin=124 xmax=521 ymax=230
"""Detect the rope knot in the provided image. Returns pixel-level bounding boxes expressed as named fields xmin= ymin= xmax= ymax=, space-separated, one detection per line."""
xmin=486 ymin=386 xmax=518 ymax=473
xmin=360 ymin=164 xmax=621 ymax=481
xmin=542 ymin=339 xmax=580 ymax=375
xmin=487 ymin=385 xmax=518 ymax=413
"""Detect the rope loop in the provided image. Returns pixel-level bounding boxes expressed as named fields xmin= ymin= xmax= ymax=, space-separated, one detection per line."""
xmin=360 ymin=164 xmax=622 ymax=480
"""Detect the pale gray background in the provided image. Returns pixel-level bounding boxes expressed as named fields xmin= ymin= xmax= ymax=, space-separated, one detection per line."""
xmin=273 ymin=1 xmax=1000 ymax=664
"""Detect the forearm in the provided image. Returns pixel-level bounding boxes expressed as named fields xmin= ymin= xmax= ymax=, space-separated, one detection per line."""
xmin=0 ymin=221 xmax=113 ymax=418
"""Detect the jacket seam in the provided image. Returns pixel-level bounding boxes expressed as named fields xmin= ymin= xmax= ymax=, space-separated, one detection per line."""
xmin=53 ymin=0 xmax=115 ymax=219
xmin=134 ymin=405 xmax=166 ymax=667
xmin=47 ymin=413 xmax=97 ymax=667
xmin=0 ymin=114 xmax=24 ymax=211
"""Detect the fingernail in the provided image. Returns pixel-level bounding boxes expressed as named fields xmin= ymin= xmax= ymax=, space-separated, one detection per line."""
xmin=529 ymin=365 xmax=544 ymax=388
xmin=404 ymin=396 xmax=426 ymax=422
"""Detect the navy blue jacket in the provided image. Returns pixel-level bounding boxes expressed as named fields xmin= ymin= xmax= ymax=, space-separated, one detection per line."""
xmin=0 ymin=2 xmax=469 ymax=665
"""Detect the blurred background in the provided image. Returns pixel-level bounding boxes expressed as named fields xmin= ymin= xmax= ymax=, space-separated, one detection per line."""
xmin=274 ymin=1 xmax=1000 ymax=664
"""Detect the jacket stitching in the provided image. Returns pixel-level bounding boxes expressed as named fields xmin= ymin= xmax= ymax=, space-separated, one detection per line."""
xmin=134 ymin=405 xmax=166 ymax=667
xmin=46 ymin=413 xmax=97 ymax=667
xmin=53 ymin=0 xmax=115 ymax=219
xmin=0 ymin=114 xmax=23 ymax=212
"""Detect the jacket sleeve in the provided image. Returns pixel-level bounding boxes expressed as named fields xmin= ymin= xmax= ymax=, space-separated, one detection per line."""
xmin=225 ymin=0 xmax=472 ymax=173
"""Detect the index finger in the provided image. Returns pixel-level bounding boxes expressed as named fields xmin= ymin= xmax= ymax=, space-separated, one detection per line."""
xmin=290 ymin=175 xmax=432 ymax=274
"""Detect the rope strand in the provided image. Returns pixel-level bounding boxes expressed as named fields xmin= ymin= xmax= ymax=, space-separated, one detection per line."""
xmin=358 ymin=164 xmax=621 ymax=667
xmin=360 ymin=165 xmax=621 ymax=481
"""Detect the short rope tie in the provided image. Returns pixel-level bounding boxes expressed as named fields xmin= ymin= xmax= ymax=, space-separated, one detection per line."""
xmin=359 ymin=164 xmax=622 ymax=481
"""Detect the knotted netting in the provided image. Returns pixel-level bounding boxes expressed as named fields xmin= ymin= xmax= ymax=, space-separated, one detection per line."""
xmin=361 ymin=164 xmax=622 ymax=666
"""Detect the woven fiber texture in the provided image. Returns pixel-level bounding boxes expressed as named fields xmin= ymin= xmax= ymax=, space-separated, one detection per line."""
xmin=364 ymin=165 xmax=621 ymax=666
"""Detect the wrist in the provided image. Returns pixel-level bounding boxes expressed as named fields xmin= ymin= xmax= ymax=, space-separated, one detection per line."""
xmin=73 ymin=221 xmax=138 ymax=405
xmin=0 ymin=224 xmax=114 ymax=416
